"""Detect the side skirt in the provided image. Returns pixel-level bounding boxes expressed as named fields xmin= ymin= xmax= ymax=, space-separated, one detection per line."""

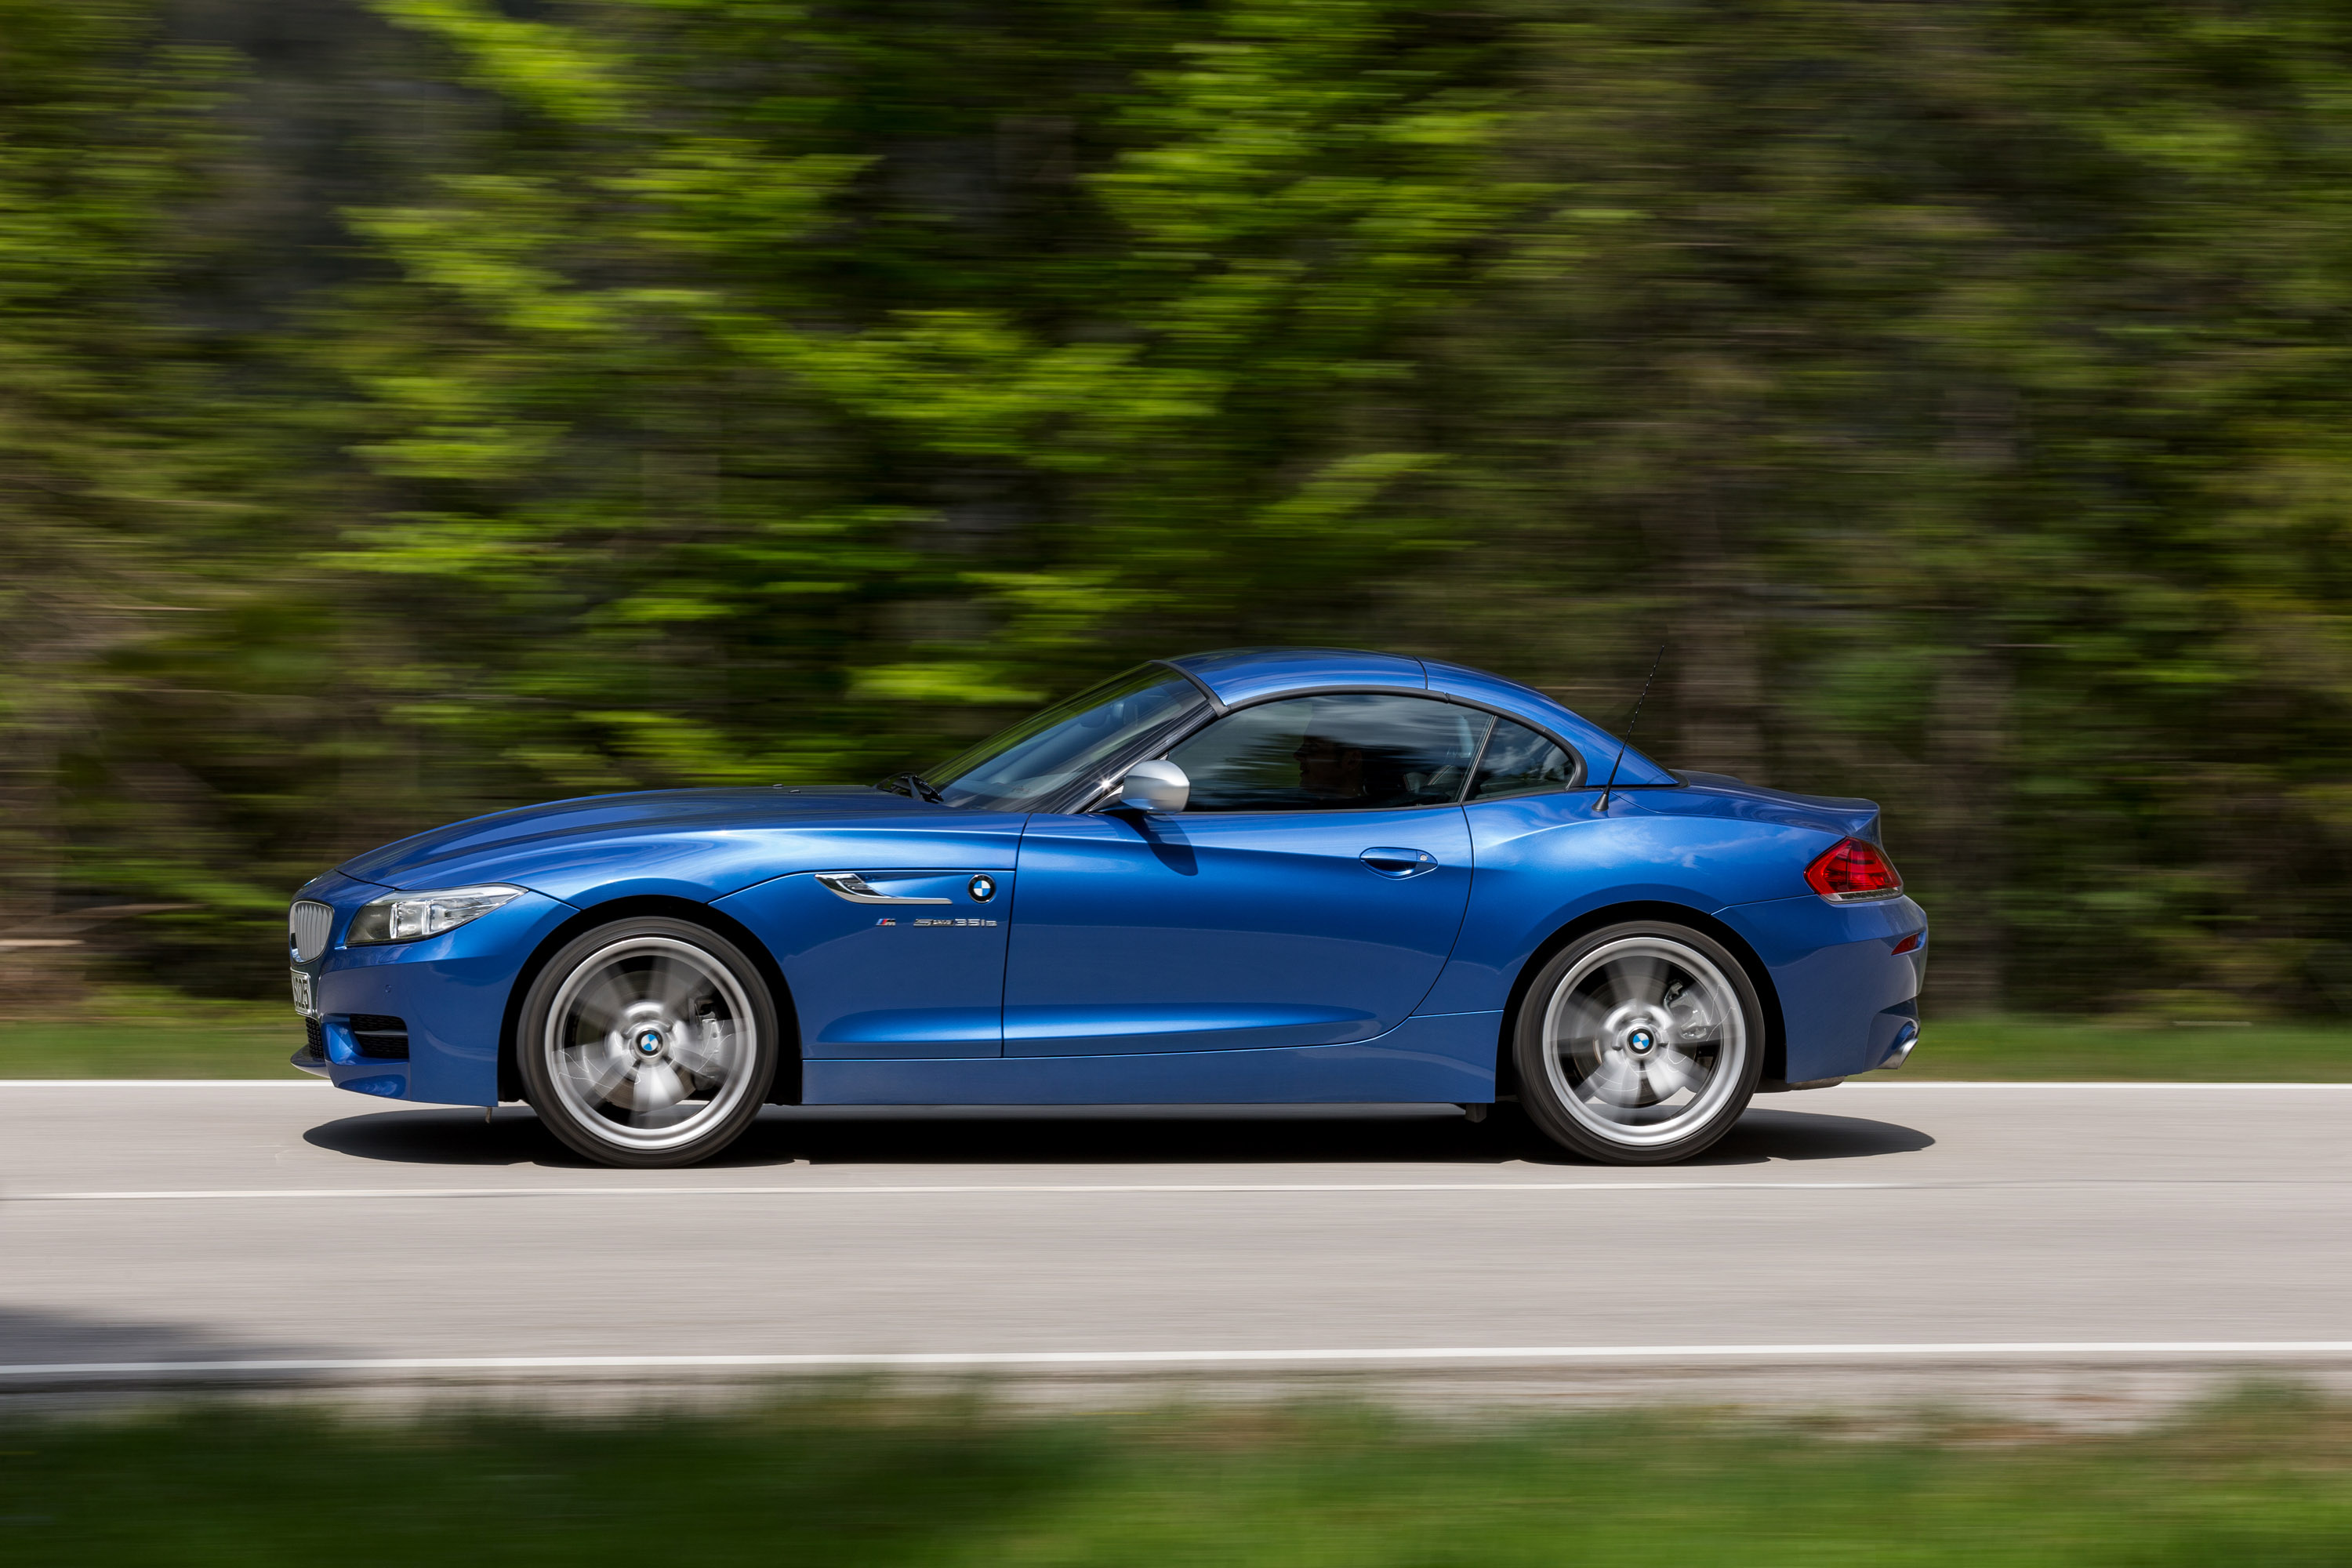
xmin=801 ymin=1011 xmax=1502 ymax=1106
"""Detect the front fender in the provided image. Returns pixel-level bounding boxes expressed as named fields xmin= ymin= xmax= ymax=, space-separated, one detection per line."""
xmin=391 ymin=819 xmax=1028 ymax=906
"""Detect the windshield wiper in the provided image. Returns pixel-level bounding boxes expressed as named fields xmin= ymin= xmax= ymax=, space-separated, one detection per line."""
xmin=877 ymin=771 xmax=946 ymax=804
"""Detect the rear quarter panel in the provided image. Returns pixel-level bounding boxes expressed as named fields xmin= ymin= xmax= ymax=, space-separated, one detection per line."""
xmin=1420 ymin=790 xmax=1835 ymax=1016
xmin=1424 ymin=788 xmax=1926 ymax=1087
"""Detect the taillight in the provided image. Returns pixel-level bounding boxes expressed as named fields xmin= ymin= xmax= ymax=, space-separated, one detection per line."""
xmin=1805 ymin=837 xmax=1903 ymax=902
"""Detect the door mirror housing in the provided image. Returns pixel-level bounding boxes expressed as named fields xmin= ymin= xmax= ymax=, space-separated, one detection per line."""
xmin=1116 ymin=760 xmax=1189 ymax=813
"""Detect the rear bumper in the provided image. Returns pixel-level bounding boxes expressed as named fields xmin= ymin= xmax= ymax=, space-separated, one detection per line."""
xmin=1718 ymin=893 xmax=1927 ymax=1083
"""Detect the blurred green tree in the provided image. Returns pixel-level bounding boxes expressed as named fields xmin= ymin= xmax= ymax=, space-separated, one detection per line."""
xmin=0 ymin=0 xmax=272 ymax=1000
xmin=316 ymin=0 xmax=1513 ymax=786
xmin=11 ymin=0 xmax=2352 ymax=1021
xmin=1421 ymin=0 xmax=2352 ymax=1013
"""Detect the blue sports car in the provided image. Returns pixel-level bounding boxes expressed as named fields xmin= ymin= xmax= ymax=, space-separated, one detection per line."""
xmin=286 ymin=648 xmax=1926 ymax=1167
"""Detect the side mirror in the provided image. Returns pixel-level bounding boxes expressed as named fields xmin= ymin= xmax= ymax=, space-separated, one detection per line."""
xmin=1116 ymin=760 xmax=1189 ymax=813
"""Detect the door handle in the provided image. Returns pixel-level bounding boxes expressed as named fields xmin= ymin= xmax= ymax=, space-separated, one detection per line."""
xmin=815 ymin=872 xmax=953 ymax=906
xmin=1359 ymin=848 xmax=1439 ymax=879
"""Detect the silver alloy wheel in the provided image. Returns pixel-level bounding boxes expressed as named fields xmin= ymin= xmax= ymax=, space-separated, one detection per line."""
xmin=1540 ymin=934 xmax=1750 ymax=1149
xmin=540 ymin=935 xmax=760 ymax=1155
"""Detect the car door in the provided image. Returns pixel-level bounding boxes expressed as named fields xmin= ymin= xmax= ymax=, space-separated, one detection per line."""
xmin=1003 ymin=692 xmax=1490 ymax=1056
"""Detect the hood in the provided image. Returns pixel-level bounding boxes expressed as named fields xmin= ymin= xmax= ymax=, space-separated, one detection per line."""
xmin=1673 ymin=771 xmax=1882 ymax=843
xmin=336 ymin=786 xmax=935 ymax=891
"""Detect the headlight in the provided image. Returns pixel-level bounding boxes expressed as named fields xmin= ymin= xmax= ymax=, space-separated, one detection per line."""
xmin=346 ymin=884 xmax=525 ymax=946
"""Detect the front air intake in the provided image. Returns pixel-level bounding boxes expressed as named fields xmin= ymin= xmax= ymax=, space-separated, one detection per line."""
xmin=347 ymin=1014 xmax=410 ymax=1060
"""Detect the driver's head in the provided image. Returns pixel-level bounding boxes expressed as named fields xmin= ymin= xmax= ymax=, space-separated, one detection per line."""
xmin=1293 ymin=726 xmax=1366 ymax=799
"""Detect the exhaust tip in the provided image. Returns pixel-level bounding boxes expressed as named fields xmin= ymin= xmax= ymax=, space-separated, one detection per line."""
xmin=1880 ymin=1022 xmax=1920 ymax=1071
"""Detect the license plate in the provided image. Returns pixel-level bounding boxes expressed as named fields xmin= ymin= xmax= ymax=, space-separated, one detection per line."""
xmin=289 ymin=967 xmax=315 ymax=1016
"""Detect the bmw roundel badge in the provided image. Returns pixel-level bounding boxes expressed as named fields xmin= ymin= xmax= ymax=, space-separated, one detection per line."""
xmin=968 ymin=874 xmax=996 ymax=902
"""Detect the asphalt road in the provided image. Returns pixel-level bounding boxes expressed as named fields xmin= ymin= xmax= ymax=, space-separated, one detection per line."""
xmin=2 ymin=1081 xmax=2349 ymax=1408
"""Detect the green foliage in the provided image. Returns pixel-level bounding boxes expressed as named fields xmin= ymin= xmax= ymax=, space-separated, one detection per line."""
xmin=1416 ymin=0 xmax=2352 ymax=1012
xmin=0 ymin=0 xmax=289 ymax=998
xmin=8 ymin=0 xmax=2352 ymax=1014
xmin=8 ymin=1388 xmax=2352 ymax=1563
xmin=1897 ymin=1017 xmax=2352 ymax=1080
xmin=0 ymin=984 xmax=303 ymax=1078
xmin=316 ymin=0 xmax=1512 ymax=800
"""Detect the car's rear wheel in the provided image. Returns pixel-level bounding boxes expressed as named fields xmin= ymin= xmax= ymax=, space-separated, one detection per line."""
xmin=517 ymin=916 xmax=778 ymax=1168
xmin=1513 ymin=921 xmax=1762 ymax=1164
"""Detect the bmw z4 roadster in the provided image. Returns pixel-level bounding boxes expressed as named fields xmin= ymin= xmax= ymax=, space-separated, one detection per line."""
xmin=286 ymin=648 xmax=1926 ymax=1167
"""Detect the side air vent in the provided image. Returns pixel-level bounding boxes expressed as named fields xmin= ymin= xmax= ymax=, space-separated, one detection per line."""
xmin=289 ymin=900 xmax=333 ymax=962
xmin=347 ymin=1014 xmax=410 ymax=1060
xmin=299 ymin=1016 xmax=326 ymax=1062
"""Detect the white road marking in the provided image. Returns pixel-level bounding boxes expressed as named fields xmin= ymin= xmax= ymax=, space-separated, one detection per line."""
xmin=1836 ymin=1081 xmax=2352 ymax=1090
xmin=6 ymin=1176 xmax=2343 ymax=1203
xmin=7 ymin=1181 xmax=1919 ymax=1201
xmin=0 ymin=1080 xmax=325 ymax=1088
xmin=9 ymin=1342 xmax=2352 ymax=1381
xmin=2 ymin=1080 xmax=2351 ymax=1090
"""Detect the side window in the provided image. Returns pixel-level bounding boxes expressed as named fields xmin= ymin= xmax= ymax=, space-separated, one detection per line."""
xmin=1468 ymin=720 xmax=1576 ymax=800
xmin=1167 ymin=695 xmax=1494 ymax=812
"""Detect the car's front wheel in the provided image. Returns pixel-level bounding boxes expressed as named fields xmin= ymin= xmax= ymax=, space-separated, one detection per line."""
xmin=1513 ymin=921 xmax=1762 ymax=1164
xmin=517 ymin=916 xmax=779 ymax=1167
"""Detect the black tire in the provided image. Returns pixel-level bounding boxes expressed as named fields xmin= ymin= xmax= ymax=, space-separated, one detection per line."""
xmin=517 ymin=916 xmax=779 ymax=1168
xmin=1512 ymin=920 xmax=1763 ymax=1165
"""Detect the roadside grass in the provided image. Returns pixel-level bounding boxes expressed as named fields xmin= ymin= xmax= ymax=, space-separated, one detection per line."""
xmin=0 ymin=985 xmax=302 ymax=1079
xmin=4 ymin=985 xmax=2351 ymax=1081
xmin=4 ymin=1384 xmax=2352 ymax=1564
xmin=1909 ymin=1016 xmax=2352 ymax=1081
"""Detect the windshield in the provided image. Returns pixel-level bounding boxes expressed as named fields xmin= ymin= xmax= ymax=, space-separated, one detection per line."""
xmin=927 ymin=664 xmax=1208 ymax=811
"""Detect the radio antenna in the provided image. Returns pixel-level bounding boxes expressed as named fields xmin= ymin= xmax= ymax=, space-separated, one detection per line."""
xmin=1595 ymin=641 xmax=1668 ymax=815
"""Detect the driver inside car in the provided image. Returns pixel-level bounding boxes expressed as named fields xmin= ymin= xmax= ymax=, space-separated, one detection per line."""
xmin=1292 ymin=728 xmax=1368 ymax=802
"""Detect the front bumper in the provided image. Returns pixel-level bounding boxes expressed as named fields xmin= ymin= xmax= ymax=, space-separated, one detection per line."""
xmin=288 ymin=872 xmax=579 ymax=1106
